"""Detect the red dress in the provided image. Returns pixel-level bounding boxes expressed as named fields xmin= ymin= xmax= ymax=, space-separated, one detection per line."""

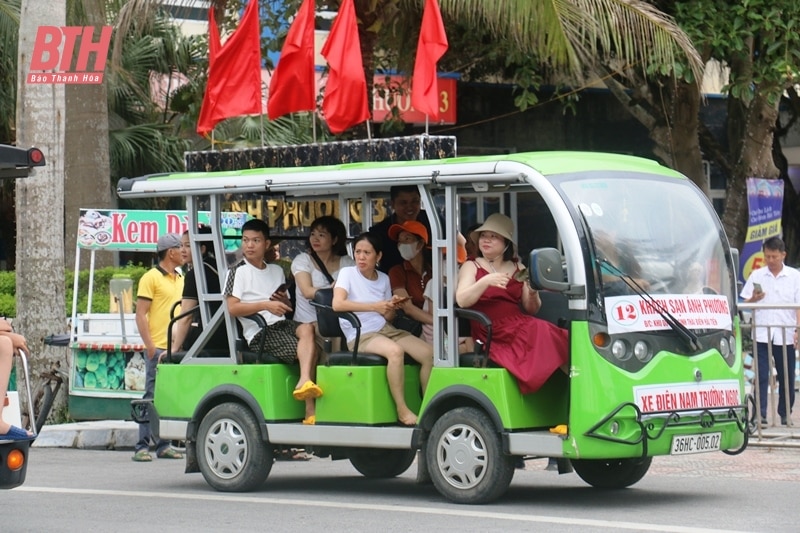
xmin=469 ymin=263 xmax=569 ymax=394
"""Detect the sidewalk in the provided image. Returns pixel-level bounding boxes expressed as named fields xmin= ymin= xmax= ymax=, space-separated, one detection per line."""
xmin=33 ymin=420 xmax=138 ymax=450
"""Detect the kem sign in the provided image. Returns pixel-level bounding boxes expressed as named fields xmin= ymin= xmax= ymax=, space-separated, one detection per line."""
xmin=27 ymin=26 xmax=112 ymax=85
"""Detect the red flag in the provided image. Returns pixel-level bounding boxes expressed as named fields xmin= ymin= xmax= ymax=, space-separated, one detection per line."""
xmin=411 ymin=0 xmax=448 ymax=120
xmin=320 ymin=0 xmax=369 ymax=134
xmin=208 ymin=6 xmax=221 ymax=67
xmin=268 ymin=0 xmax=316 ymax=119
xmin=197 ymin=0 xmax=263 ymax=135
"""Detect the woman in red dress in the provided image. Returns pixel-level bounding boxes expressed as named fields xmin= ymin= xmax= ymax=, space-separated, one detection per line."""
xmin=455 ymin=214 xmax=568 ymax=394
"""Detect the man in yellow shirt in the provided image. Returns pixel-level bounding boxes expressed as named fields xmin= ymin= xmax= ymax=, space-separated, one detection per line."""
xmin=133 ymin=233 xmax=185 ymax=462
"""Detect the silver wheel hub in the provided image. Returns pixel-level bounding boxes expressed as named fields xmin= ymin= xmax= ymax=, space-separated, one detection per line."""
xmin=435 ymin=423 xmax=487 ymax=489
xmin=203 ymin=417 xmax=248 ymax=479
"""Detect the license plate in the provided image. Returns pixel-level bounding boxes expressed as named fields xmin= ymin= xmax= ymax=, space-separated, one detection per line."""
xmin=670 ymin=432 xmax=722 ymax=455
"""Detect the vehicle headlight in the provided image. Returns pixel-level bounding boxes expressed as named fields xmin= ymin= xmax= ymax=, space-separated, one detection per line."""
xmin=719 ymin=337 xmax=730 ymax=357
xmin=633 ymin=340 xmax=651 ymax=362
xmin=611 ymin=339 xmax=630 ymax=361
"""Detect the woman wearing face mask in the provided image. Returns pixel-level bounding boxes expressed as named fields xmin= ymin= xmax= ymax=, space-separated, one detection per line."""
xmin=456 ymin=213 xmax=568 ymax=394
xmin=387 ymin=221 xmax=433 ymax=335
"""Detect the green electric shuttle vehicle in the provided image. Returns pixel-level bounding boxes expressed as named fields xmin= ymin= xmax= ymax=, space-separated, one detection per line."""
xmin=118 ymin=151 xmax=749 ymax=504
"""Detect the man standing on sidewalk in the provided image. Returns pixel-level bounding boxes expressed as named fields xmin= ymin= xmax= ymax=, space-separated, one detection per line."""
xmin=133 ymin=233 xmax=185 ymax=461
xmin=741 ymin=237 xmax=800 ymax=427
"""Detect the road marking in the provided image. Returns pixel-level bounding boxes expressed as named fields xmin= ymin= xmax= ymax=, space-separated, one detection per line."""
xmin=18 ymin=485 xmax=745 ymax=532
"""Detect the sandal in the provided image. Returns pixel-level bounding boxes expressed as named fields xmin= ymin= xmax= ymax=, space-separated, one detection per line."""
xmin=293 ymin=381 xmax=323 ymax=401
xmin=132 ymin=450 xmax=153 ymax=462
xmin=0 ymin=425 xmax=34 ymax=442
xmin=157 ymin=448 xmax=184 ymax=459
xmin=302 ymin=415 xmax=316 ymax=425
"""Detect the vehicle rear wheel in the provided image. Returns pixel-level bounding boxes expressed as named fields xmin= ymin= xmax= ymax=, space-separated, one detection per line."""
xmin=426 ymin=406 xmax=514 ymax=504
xmin=197 ymin=402 xmax=272 ymax=492
xmin=572 ymin=456 xmax=652 ymax=489
xmin=348 ymin=448 xmax=416 ymax=478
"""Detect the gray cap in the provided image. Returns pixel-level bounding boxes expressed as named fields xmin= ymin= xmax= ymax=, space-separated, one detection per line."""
xmin=157 ymin=233 xmax=182 ymax=252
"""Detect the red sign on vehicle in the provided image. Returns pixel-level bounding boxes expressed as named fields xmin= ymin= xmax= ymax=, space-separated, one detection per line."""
xmin=27 ymin=26 xmax=112 ymax=84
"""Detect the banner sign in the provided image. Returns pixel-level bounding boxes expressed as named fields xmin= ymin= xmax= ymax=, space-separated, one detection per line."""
xmin=77 ymin=209 xmax=249 ymax=251
xmin=633 ymin=380 xmax=741 ymax=414
xmin=605 ymin=294 xmax=732 ymax=335
xmin=739 ymin=178 xmax=784 ymax=283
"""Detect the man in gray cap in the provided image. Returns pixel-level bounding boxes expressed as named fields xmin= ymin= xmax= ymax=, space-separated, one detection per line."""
xmin=132 ymin=232 xmax=185 ymax=462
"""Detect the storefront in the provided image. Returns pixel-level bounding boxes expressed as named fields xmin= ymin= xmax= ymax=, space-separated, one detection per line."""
xmin=68 ymin=208 xmax=247 ymax=420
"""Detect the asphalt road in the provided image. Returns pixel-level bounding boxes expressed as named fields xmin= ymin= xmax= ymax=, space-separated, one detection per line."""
xmin=4 ymin=445 xmax=797 ymax=532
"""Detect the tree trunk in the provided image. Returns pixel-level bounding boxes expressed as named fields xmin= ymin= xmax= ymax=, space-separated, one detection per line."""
xmin=16 ymin=0 xmax=69 ymax=418
xmin=720 ymin=91 xmax=780 ymax=250
xmin=64 ymin=2 xmax=112 ymax=271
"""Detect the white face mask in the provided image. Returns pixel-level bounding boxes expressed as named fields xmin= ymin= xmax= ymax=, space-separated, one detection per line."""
xmin=398 ymin=243 xmax=419 ymax=261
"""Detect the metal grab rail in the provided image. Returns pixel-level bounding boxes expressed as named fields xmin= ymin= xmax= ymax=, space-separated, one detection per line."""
xmin=738 ymin=302 xmax=800 ymax=446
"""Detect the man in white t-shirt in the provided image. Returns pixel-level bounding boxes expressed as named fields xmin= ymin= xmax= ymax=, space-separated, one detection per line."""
xmin=224 ymin=219 xmax=323 ymax=425
xmin=741 ymin=237 xmax=800 ymax=426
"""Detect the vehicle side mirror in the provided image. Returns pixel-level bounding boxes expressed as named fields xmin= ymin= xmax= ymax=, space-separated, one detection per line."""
xmin=529 ymin=248 xmax=569 ymax=292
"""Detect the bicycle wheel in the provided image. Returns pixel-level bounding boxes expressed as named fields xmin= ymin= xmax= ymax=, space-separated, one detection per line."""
xmin=34 ymin=384 xmax=54 ymax=433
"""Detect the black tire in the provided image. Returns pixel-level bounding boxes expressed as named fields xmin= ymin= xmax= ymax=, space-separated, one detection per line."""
xmin=572 ymin=456 xmax=652 ymax=489
xmin=34 ymin=384 xmax=54 ymax=433
xmin=425 ymin=406 xmax=514 ymax=504
xmin=348 ymin=448 xmax=416 ymax=478
xmin=197 ymin=402 xmax=272 ymax=492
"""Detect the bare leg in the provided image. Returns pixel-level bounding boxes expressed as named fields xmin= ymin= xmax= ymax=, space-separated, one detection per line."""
xmin=292 ymin=323 xmax=323 ymax=418
xmin=362 ymin=335 xmax=417 ymax=425
xmin=294 ymin=323 xmax=318 ymax=386
xmin=0 ymin=336 xmax=13 ymax=434
xmin=396 ymin=335 xmax=433 ymax=393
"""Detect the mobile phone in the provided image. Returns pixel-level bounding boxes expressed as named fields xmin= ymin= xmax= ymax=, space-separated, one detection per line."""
xmin=753 ymin=282 xmax=762 ymax=293
xmin=275 ymin=283 xmax=288 ymax=293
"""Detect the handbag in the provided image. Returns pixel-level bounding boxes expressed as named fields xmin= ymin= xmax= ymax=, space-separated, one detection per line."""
xmin=392 ymin=309 xmax=423 ymax=337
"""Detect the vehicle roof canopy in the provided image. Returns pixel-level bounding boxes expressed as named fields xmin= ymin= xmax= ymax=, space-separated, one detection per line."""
xmin=117 ymin=151 xmax=682 ymax=200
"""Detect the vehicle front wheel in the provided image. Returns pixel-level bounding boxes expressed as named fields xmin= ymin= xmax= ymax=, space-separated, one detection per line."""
xmin=571 ymin=456 xmax=652 ymax=489
xmin=197 ymin=402 xmax=272 ymax=492
xmin=426 ymin=406 xmax=514 ymax=504
xmin=348 ymin=448 xmax=416 ymax=478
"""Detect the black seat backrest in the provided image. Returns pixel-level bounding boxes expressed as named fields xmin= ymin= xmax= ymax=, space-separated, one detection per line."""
xmin=312 ymin=288 xmax=387 ymax=366
xmin=536 ymin=291 xmax=570 ymax=328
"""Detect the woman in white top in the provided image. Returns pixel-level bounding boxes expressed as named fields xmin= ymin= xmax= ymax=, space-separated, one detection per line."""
xmin=291 ymin=216 xmax=355 ymax=327
xmin=333 ymin=233 xmax=433 ymax=426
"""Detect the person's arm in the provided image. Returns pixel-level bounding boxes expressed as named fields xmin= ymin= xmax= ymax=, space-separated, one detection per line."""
xmin=135 ymin=298 xmax=156 ymax=359
xmin=741 ymin=275 xmax=764 ymax=303
xmin=171 ymin=298 xmax=197 ymax=352
xmin=0 ymin=318 xmax=12 ymax=333
xmin=0 ymin=331 xmax=28 ymax=353
xmin=332 ymin=286 xmax=399 ymax=321
xmin=455 ymin=261 xmax=509 ymax=308
xmin=520 ymin=282 xmax=541 ymax=315
xmin=294 ymin=270 xmax=316 ymax=300
xmin=226 ymin=295 xmax=291 ymax=318
xmin=393 ymin=287 xmax=433 ymax=324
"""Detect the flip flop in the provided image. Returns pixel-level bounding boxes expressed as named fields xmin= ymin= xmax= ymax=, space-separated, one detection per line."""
xmin=292 ymin=381 xmax=323 ymax=401
xmin=0 ymin=425 xmax=34 ymax=442
xmin=302 ymin=415 xmax=315 ymax=425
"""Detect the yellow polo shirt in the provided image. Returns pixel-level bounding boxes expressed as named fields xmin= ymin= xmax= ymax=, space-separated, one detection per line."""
xmin=136 ymin=265 xmax=184 ymax=349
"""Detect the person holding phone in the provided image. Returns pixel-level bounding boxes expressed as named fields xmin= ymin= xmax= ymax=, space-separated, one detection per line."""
xmin=741 ymin=237 xmax=800 ymax=427
xmin=224 ymin=219 xmax=324 ymax=425
xmin=333 ymin=233 xmax=433 ymax=426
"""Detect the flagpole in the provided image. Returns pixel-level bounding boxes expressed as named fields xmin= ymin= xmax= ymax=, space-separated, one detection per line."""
xmin=312 ymin=111 xmax=317 ymax=143
xmin=259 ymin=113 xmax=265 ymax=147
xmin=211 ymin=130 xmax=215 ymax=150
xmin=366 ymin=120 xmax=372 ymax=141
xmin=424 ymin=115 xmax=430 ymax=135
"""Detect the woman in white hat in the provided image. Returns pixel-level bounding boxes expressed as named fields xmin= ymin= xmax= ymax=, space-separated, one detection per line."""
xmin=456 ymin=213 xmax=568 ymax=394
